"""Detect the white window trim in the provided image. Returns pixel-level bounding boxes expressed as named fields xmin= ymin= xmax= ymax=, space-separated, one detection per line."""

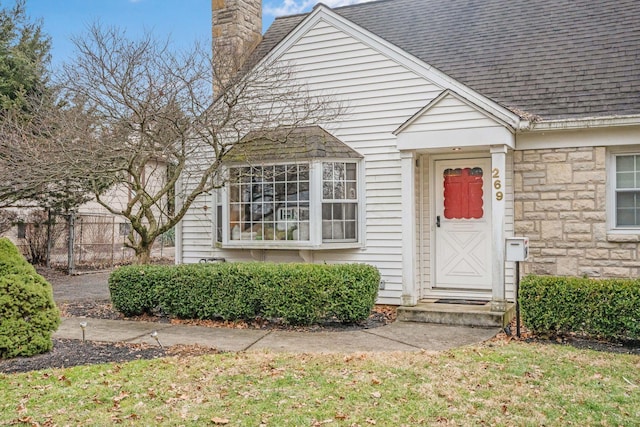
xmin=219 ymin=158 xmax=364 ymax=250
xmin=606 ymin=146 xmax=640 ymax=235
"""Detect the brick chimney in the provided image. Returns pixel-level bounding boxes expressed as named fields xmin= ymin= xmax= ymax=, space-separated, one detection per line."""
xmin=211 ymin=0 xmax=262 ymax=64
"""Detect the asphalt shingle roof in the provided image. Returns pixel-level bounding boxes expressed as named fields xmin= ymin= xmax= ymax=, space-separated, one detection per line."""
xmin=225 ymin=126 xmax=363 ymax=163
xmin=252 ymin=0 xmax=640 ymax=121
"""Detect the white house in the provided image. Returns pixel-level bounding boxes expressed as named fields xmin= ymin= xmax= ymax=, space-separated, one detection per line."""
xmin=176 ymin=0 xmax=640 ymax=320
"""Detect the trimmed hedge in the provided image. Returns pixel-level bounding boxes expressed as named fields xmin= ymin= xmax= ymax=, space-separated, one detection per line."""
xmin=108 ymin=265 xmax=173 ymax=316
xmin=0 ymin=238 xmax=61 ymax=359
xmin=520 ymin=275 xmax=640 ymax=342
xmin=109 ymin=262 xmax=380 ymax=325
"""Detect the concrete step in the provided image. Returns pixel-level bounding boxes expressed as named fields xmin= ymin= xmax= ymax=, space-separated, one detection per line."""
xmin=397 ymin=300 xmax=515 ymax=328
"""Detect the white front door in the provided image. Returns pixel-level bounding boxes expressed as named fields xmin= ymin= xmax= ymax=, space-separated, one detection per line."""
xmin=434 ymin=158 xmax=492 ymax=293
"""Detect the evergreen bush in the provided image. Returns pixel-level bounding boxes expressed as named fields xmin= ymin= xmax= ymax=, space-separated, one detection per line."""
xmin=0 ymin=238 xmax=60 ymax=359
xmin=520 ymin=275 xmax=640 ymax=342
xmin=110 ymin=262 xmax=380 ymax=326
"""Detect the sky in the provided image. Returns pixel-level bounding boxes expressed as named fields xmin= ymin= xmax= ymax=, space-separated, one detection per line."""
xmin=10 ymin=0 xmax=372 ymax=69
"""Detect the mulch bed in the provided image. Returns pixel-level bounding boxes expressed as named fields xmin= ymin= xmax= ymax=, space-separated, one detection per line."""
xmin=57 ymin=301 xmax=399 ymax=332
xmin=0 ymin=339 xmax=219 ymax=374
xmin=491 ymin=318 xmax=640 ymax=355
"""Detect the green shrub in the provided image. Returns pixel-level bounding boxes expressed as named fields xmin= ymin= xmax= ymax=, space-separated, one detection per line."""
xmin=0 ymin=237 xmax=36 ymax=276
xmin=520 ymin=275 xmax=640 ymax=342
xmin=157 ymin=263 xmax=263 ymax=320
xmin=0 ymin=238 xmax=60 ymax=359
xmin=259 ymin=263 xmax=330 ymax=325
xmin=326 ymin=263 xmax=380 ymax=323
xmin=108 ymin=265 xmax=172 ymax=316
xmin=110 ymin=262 xmax=379 ymax=326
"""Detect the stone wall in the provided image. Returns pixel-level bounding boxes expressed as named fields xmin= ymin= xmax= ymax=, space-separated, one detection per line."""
xmin=514 ymin=146 xmax=639 ymax=278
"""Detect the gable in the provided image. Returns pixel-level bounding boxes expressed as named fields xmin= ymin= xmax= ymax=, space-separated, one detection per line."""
xmin=394 ymin=90 xmax=515 ymax=150
xmin=397 ymin=91 xmax=511 ymax=134
xmin=256 ymin=6 xmax=520 ymax=131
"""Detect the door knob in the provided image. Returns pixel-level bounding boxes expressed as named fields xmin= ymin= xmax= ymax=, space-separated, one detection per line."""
xmin=436 ymin=215 xmax=441 ymax=227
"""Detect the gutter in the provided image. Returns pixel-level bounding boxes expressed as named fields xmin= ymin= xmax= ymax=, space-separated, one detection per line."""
xmin=517 ymin=114 xmax=640 ymax=132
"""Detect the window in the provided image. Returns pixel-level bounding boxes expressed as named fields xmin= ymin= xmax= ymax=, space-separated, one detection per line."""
xmin=119 ymin=222 xmax=132 ymax=236
xmin=614 ymin=154 xmax=640 ymax=227
xmin=224 ymin=160 xmax=360 ymax=247
xmin=442 ymin=167 xmax=484 ymax=219
xmin=322 ymin=162 xmax=358 ymax=242
xmin=17 ymin=223 xmax=26 ymax=239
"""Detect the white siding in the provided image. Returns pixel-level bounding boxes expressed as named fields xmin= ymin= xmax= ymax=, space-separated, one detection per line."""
xmin=403 ymin=93 xmax=502 ymax=133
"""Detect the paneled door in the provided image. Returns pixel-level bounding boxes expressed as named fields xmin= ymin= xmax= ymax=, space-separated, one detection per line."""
xmin=434 ymin=158 xmax=492 ymax=291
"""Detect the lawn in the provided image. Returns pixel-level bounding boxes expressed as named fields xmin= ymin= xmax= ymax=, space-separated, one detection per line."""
xmin=1 ymin=341 xmax=638 ymax=426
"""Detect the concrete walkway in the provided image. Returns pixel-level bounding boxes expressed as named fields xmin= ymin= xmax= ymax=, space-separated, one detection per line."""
xmin=54 ymin=317 xmax=500 ymax=353
xmin=47 ymin=269 xmax=501 ymax=353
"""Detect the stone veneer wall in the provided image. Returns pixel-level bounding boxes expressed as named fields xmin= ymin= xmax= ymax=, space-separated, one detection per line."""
xmin=514 ymin=146 xmax=639 ymax=278
xmin=211 ymin=0 xmax=262 ymax=56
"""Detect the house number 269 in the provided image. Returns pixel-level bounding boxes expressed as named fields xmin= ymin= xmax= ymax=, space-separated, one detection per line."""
xmin=492 ymin=168 xmax=504 ymax=201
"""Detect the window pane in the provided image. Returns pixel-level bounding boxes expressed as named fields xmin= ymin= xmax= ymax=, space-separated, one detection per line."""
xmin=617 ymin=171 xmax=636 ymax=188
xmin=322 ymin=203 xmax=332 ymax=219
xmin=616 ymin=156 xmax=635 ymax=173
xmin=616 ymin=155 xmax=640 ymax=189
xmin=344 ymin=221 xmax=357 ymax=239
xmin=323 ymin=182 xmax=332 ymax=199
xmin=216 ymin=205 xmax=222 ymax=243
xmin=346 ymin=182 xmax=357 ymax=199
xmin=616 ymin=192 xmax=640 ymax=226
xmin=443 ymin=167 xmax=484 ymax=219
xmin=345 ymin=203 xmax=357 ymax=220
xmin=299 ymin=165 xmax=309 ymax=181
xmin=298 ymin=181 xmax=309 ymax=200
xmin=274 ymin=165 xmax=285 ymax=181
xmin=346 ymin=163 xmax=357 ymax=180
xmin=333 ymin=181 xmax=345 ymax=199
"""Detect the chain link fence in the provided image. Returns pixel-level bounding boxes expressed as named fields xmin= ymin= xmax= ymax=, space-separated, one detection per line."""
xmin=13 ymin=210 xmax=174 ymax=273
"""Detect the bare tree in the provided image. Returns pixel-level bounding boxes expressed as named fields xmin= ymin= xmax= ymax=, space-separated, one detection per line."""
xmin=2 ymin=24 xmax=341 ymax=263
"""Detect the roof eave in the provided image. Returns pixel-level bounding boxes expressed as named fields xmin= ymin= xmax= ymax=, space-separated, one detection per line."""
xmin=518 ymin=114 xmax=640 ymax=132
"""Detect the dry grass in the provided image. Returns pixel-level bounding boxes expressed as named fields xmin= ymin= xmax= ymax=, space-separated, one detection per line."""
xmin=1 ymin=341 xmax=639 ymax=426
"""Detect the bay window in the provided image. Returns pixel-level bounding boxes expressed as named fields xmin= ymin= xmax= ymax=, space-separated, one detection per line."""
xmin=223 ymin=159 xmax=360 ymax=247
xmin=221 ymin=126 xmax=363 ymax=248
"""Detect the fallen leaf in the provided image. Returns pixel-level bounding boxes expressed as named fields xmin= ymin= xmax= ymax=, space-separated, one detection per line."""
xmin=371 ymin=391 xmax=381 ymax=399
xmin=211 ymin=417 xmax=230 ymax=425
